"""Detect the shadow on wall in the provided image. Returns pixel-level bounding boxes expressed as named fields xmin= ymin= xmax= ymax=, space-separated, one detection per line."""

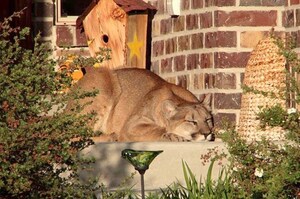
xmin=79 ymin=142 xmax=136 ymax=188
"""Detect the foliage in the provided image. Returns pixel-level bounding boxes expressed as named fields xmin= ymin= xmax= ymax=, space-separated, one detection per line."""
xmin=57 ymin=47 xmax=111 ymax=71
xmin=257 ymin=104 xmax=287 ymax=129
xmin=275 ymin=35 xmax=300 ymax=106
xmin=219 ymin=35 xmax=300 ymax=199
xmin=0 ymin=11 xmax=107 ymax=198
xmin=151 ymin=160 xmax=233 ymax=199
xmin=222 ymin=128 xmax=300 ymax=198
xmin=97 ymin=172 xmax=139 ymax=199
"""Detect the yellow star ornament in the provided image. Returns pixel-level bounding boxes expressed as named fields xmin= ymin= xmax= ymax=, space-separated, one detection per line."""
xmin=127 ymin=32 xmax=143 ymax=60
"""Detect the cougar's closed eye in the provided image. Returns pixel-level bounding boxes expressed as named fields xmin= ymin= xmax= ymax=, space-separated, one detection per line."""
xmin=206 ymin=117 xmax=212 ymax=122
xmin=184 ymin=113 xmax=197 ymax=125
xmin=186 ymin=119 xmax=198 ymax=125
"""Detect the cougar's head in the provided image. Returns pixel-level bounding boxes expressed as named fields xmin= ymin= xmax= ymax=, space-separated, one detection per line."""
xmin=162 ymin=95 xmax=214 ymax=141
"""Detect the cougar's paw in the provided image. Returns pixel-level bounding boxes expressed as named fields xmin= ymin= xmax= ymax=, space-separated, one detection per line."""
xmin=162 ymin=133 xmax=190 ymax=142
xmin=205 ymin=133 xmax=215 ymax=141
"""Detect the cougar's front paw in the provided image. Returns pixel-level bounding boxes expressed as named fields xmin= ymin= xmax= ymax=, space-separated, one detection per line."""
xmin=205 ymin=133 xmax=215 ymax=141
xmin=162 ymin=133 xmax=190 ymax=142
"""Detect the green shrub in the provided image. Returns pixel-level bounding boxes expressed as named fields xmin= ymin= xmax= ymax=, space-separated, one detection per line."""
xmin=0 ymin=11 xmax=106 ymax=198
xmin=220 ymin=36 xmax=300 ymax=199
xmin=222 ymin=123 xmax=300 ymax=198
xmin=97 ymin=172 xmax=139 ymax=199
xmin=155 ymin=160 xmax=233 ymax=199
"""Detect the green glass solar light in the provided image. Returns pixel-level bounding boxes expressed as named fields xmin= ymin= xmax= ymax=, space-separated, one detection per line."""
xmin=121 ymin=149 xmax=163 ymax=199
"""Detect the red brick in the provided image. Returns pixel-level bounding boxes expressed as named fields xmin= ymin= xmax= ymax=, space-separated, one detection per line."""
xmin=214 ymin=52 xmax=250 ymax=68
xmin=191 ymin=33 xmax=203 ymax=49
xmin=215 ymin=10 xmax=277 ymax=27
xmin=205 ymin=0 xmax=214 ymax=7
xmin=291 ymin=30 xmax=300 ymax=48
xmin=215 ymin=73 xmax=236 ymax=89
xmin=174 ymin=55 xmax=186 ymax=71
xmin=173 ymin=16 xmax=185 ymax=32
xmin=194 ymin=73 xmax=204 ymax=90
xmin=297 ymin=9 xmax=300 ymax=26
xmin=177 ymin=75 xmax=189 ymax=89
xmin=152 ymin=20 xmax=160 ymax=37
xmin=191 ymin=0 xmax=204 ymax=8
xmin=161 ymin=58 xmax=173 ymax=73
xmin=239 ymin=0 xmax=261 ymax=5
xmin=285 ymin=31 xmax=300 ymax=48
xmin=205 ymin=31 xmax=237 ymax=48
xmin=165 ymin=37 xmax=177 ymax=54
xmin=261 ymin=0 xmax=285 ymax=6
xmin=156 ymin=0 xmax=165 ymax=14
xmin=56 ymin=26 xmax=74 ymax=47
xmin=291 ymin=0 xmax=300 ymax=5
xmin=201 ymin=53 xmax=213 ymax=68
xmin=205 ymin=73 xmax=215 ymax=88
xmin=213 ymin=113 xmax=236 ymax=128
xmin=285 ymin=0 xmax=288 ymax=6
xmin=178 ymin=35 xmax=190 ymax=51
xmin=240 ymin=0 xmax=285 ymax=6
xmin=282 ymin=10 xmax=294 ymax=27
xmin=215 ymin=0 xmax=236 ymax=6
xmin=200 ymin=12 xmax=212 ymax=29
xmin=151 ymin=60 xmax=159 ymax=74
xmin=76 ymin=28 xmax=87 ymax=46
xmin=153 ymin=40 xmax=164 ymax=57
xmin=160 ymin=18 xmax=172 ymax=35
xmin=187 ymin=54 xmax=200 ymax=70
xmin=214 ymin=93 xmax=241 ymax=109
xmin=181 ymin=0 xmax=190 ymax=10
xmin=186 ymin=14 xmax=199 ymax=30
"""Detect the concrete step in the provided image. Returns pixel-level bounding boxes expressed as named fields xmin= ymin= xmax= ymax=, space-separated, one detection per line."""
xmin=79 ymin=141 xmax=228 ymax=193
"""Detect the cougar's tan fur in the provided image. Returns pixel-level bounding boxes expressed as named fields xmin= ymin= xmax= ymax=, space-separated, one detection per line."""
xmin=66 ymin=67 xmax=213 ymax=142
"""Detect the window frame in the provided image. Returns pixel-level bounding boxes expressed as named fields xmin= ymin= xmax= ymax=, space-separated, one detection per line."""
xmin=55 ymin=0 xmax=80 ymax=25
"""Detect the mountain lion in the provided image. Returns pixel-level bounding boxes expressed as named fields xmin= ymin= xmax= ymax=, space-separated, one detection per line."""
xmin=66 ymin=67 xmax=214 ymax=142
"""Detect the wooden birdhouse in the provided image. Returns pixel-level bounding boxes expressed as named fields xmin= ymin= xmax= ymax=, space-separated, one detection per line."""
xmin=76 ymin=0 xmax=156 ymax=69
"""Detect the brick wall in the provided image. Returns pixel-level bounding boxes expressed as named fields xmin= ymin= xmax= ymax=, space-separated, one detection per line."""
xmin=33 ymin=0 xmax=300 ymax=127
xmin=149 ymin=0 xmax=300 ymax=128
xmin=33 ymin=0 xmax=53 ymax=42
xmin=33 ymin=0 xmax=89 ymax=57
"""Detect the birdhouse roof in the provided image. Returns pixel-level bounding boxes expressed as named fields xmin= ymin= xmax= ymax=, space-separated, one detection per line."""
xmin=76 ymin=0 xmax=156 ymax=30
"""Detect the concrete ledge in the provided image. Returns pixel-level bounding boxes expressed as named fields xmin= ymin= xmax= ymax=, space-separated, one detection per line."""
xmin=80 ymin=141 xmax=228 ymax=192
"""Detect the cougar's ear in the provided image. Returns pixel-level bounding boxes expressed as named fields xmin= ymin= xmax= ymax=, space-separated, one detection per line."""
xmin=161 ymin=100 xmax=177 ymax=118
xmin=200 ymin=94 xmax=212 ymax=111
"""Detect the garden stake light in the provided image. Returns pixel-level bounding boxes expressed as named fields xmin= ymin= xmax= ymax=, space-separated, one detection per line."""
xmin=121 ymin=149 xmax=163 ymax=199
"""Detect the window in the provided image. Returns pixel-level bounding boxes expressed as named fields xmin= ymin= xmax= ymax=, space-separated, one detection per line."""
xmin=56 ymin=0 xmax=92 ymax=25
